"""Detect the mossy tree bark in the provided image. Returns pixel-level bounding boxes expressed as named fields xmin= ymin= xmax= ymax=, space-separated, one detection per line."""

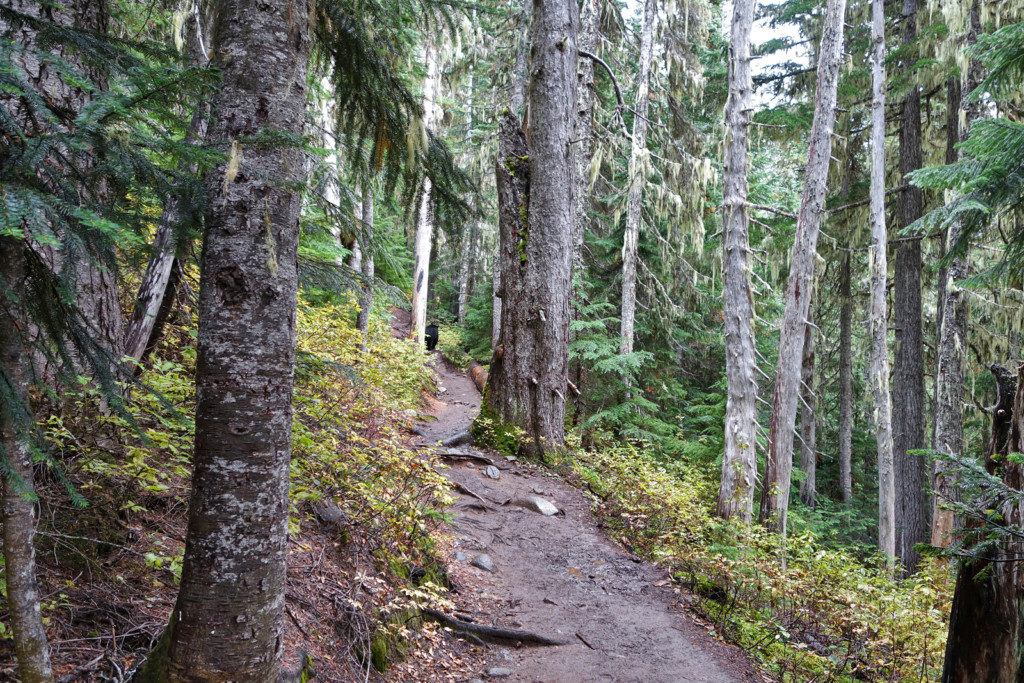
xmin=486 ymin=0 xmax=577 ymax=457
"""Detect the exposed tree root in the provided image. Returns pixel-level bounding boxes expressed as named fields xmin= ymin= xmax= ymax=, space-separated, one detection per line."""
xmin=420 ymin=608 xmax=570 ymax=646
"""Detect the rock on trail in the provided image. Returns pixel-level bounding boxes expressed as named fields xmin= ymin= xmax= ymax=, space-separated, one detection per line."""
xmin=415 ymin=354 xmax=759 ymax=682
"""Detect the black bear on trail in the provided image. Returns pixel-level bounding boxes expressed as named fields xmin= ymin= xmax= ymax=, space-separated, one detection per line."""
xmin=425 ymin=325 xmax=439 ymax=352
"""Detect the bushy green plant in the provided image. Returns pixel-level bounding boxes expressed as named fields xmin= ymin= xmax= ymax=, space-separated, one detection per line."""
xmin=435 ymin=325 xmax=473 ymax=370
xmin=568 ymin=444 xmax=952 ymax=681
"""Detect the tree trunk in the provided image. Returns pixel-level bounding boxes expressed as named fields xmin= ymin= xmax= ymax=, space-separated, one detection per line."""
xmin=357 ymin=183 xmax=375 ymax=337
xmin=569 ymin=0 xmax=598 ymax=424
xmin=0 ymin=239 xmax=54 ymax=683
xmin=717 ymin=0 xmax=759 ymax=522
xmin=941 ymin=363 xmax=1024 ymax=682
xmin=619 ymin=0 xmax=656 ymax=356
xmin=146 ymin=1 xmax=309 ymax=678
xmin=932 ymin=2 xmax=981 ymax=550
xmin=760 ymin=0 xmax=847 ymax=535
xmin=869 ymin=0 xmax=895 ymax=562
xmin=892 ymin=0 xmax=929 ymax=572
xmin=457 ymin=221 xmax=477 ymax=323
xmin=497 ymin=0 xmax=533 ymax=350
xmin=123 ymin=5 xmax=211 ymax=367
xmin=7 ymin=0 xmax=124 ymax=368
xmin=931 ymin=76 xmax=959 ymax=453
xmin=485 ymin=0 xmax=577 ymax=457
xmin=509 ymin=0 xmax=532 ymax=117
xmin=799 ymin=314 xmax=817 ymax=508
xmin=838 ymin=249 xmax=854 ymax=503
xmin=411 ymin=41 xmax=441 ymax=346
xmin=457 ymin=60 xmax=477 ymax=325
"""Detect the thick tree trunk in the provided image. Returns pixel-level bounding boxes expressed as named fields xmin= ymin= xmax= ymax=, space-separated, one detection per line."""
xmin=838 ymin=250 xmax=854 ymax=503
xmin=486 ymin=0 xmax=577 ymax=457
xmin=941 ymin=364 xmax=1024 ymax=682
xmin=892 ymin=0 xmax=929 ymax=572
xmin=123 ymin=7 xmax=211 ymax=367
xmin=717 ymin=0 xmax=759 ymax=522
xmin=7 ymin=0 xmax=124 ymax=367
xmin=869 ymin=0 xmax=895 ymax=562
xmin=497 ymin=0 xmax=533 ymax=349
xmin=0 ymin=239 xmax=54 ymax=683
xmin=619 ymin=0 xmax=656 ymax=356
xmin=411 ymin=41 xmax=441 ymax=346
xmin=760 ymin=0 xmax=847 ymax=535
xmin=357 ymin=184 xmax=375 ymax=337
xmin=147 ymin=1 xmax=309 ymax=679
xmin=933 ymin=3 xmax=981 ymax=550
xmin=798 ymin=315 xmax=817 ymax=508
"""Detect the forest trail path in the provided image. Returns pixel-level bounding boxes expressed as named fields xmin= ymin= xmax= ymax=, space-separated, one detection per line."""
xmin=413 ymin=350 xmax=760 ymax=682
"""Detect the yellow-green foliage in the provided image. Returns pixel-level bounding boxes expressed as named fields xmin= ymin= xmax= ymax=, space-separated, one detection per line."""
xmin=436 ymin=325 xmax=472 ymax=370
xmin=290 ymin=297 xmax=451 ymax=565
xmin=571 ymin=446 xmax=952 ymax=681
xmin=43 ymin=296 xmax=447 ymax=583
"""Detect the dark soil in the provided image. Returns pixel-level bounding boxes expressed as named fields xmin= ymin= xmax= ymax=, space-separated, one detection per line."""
xmin=409 ymin=352 xmax=762 ymax=682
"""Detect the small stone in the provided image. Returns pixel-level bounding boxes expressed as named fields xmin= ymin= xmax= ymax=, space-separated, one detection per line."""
xmin=484 ymin=465 xmax=500 ymax=480
xmin=505 ymin=455 xmax=517 ymax=462
xmin=487 ymin=668 xmax=512 ymax=678
xmin=404 ymin=409 xmax=418 ymax=417
xmin=471 ymin=553 xmax=496 ymax=572
xmin=512 ymin=494 xmax=559 ymax=516
xmin=532 ymin=486 xmax=546 ymax=495
xmin=454 ymin=551 xmax=468 ymax=562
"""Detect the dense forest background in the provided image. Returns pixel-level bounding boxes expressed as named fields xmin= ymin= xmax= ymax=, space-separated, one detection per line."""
xmin=1 ymin=0 xmax=1023 ymax=679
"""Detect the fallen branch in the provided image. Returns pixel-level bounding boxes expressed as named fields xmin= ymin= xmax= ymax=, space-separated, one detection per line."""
xmin=420 ymin=608 xmax=569 ymax=646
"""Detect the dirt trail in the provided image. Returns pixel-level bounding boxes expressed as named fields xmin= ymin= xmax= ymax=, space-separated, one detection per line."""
xmin=415 ymin=353 xmax=759 ymax=683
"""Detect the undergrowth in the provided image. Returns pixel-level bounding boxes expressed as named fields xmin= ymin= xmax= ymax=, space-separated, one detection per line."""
xmin=12 ymin=296 xmax=454 ymax=678
xmin=568 ymin=445 xmax=952 ymax=681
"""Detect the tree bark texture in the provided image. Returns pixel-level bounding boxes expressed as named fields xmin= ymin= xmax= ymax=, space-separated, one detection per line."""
xmin=893 ymin=0 xmax=929 ymax=572
xmin=717 ymin=0 xmax=759 ymax=522
xmin=941 ymin=363 xmax=1024 ymax=682
xmin=799 ymin=315 xmax=817 ymax=509
xmin=760 ymin=0 xmax=847 ymax=535
xmin=486 ymin=0 xmax=577 ymax=457
xmin=153 ymin=1 xmax=309 ymax=679
xmin=0 ymin=239 xmax=54 ymax=683
xmin=619 ymin=0 xmax=656 ymax=356
xmin=933 ymin=3 xmax=981 ymax=550
xmin=838 ymin=250 xmax=854 ymax=503
xmin=6 ymin=0 xmax=124 ymax=367
xmin=869 ymin=0 xmax=895 ymax=562
xmin=411 ymin=41 xmax=441 ymax=346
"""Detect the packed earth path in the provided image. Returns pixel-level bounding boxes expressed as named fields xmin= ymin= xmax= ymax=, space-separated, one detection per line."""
xmin=407 ymin=343 xmax=762 ymax=682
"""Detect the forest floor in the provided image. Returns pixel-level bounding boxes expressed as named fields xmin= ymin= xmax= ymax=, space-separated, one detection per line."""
xmin=398 ymin=336 xmax=762 ymax=682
